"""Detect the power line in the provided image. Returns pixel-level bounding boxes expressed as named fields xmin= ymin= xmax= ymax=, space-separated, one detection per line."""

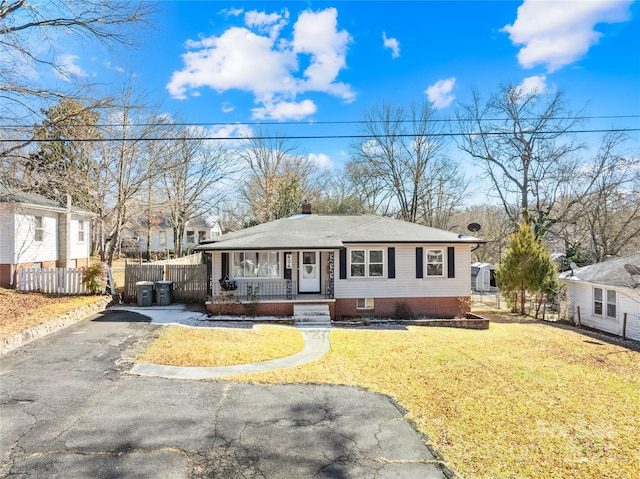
xmin=2 ymin=114 xmax=639 ymax=130
xmin=2 ymin=127 xmax=638 ymax=142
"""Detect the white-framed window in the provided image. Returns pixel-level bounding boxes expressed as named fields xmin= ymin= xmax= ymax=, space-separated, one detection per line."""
xmin=594 ymin=287 xmax=617 ymax=319
xmin=350 ymin=249 xmax=384 ymax=278
xmin=158 ymin=230 xmax=167 ymax=247
xmin=186 ymin=230 xmax=195 ymax=244
xmin=198 ymin=231 xmax=206 ymax=244
xmin=426 ymin=249 xmax=444 ymax=277
xmin=356 ymin=298 xmax=374 ymax=310
xmin=132 ymin=230 xmax=140 ymax=241
xmin=233 ymin=251 xmax=280 ymax=278
xmin=34 ymin=216 xmax=44 ymax=242
xmin=78 ymin=220 xmax=85 ymax=242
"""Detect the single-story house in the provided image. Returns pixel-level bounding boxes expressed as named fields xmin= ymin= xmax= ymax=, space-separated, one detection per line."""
xmin=196 ymin=208 xmax=484 ymax=320
xmin=0 ymin=186 xmax=93 ymax=288
xmin=471 ymin=262 xmax=496 ymax=292
xmin=559 ymin=254 xmax=640 ymax=341
xmin=121 ymin=215 xmax=222 ymax=256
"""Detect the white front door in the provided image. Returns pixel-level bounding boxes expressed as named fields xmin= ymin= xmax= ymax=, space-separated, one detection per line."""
xmin=299 ymin=251 xmax=320 ymax=293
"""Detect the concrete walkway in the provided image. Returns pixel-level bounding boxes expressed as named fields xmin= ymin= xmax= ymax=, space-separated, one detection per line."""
xmin=130 ymin=326 xmax=331 ymax=380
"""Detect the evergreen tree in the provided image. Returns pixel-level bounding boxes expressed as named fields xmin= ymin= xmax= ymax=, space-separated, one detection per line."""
xmin=496 ymin=219 xmax=559 ymax=316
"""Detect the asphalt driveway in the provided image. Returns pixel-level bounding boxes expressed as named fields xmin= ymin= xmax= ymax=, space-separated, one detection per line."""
xmin=0 ymin=309 xmax=452 ymax=478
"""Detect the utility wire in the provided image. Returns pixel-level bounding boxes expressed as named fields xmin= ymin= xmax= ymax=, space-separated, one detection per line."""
xmin=2 ymin=114 xmax=639 ymax=130
xmin=2 ymin=127 xmax=638 ymax=142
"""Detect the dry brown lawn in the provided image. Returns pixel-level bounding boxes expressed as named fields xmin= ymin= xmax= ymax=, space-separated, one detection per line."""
xmin=136 ymin=324 xmax=304 ymax=367
xmin=138 ymin=310 xmax=640 ymax=479
xmin=0 ymin=288 xmax=105 ymax=339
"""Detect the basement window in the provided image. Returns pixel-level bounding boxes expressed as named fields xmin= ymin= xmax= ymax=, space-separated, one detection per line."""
xmin=356 ymin=298 xmax=374 ymax=310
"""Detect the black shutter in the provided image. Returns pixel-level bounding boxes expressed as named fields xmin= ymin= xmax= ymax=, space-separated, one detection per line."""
xmin=221 ymin=252 xmax=229 ymax=277
xmin=339 ymin=248 xmax=347 ymax=279
xmin=388 ymin=247 xmax=395 ymax=279
xmin=416 ymin=247 xmax=423 ymax=278
xmin=448 ymin=247 xmax=455 ymax=278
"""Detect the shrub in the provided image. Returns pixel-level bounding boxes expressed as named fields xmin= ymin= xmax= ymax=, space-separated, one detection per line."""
xmin=392 ymin=301 xmax=414 ymax=320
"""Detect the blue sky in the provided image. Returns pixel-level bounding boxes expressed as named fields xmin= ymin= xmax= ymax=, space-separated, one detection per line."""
xmin=67 ymin=0 xmax=639 ymax=169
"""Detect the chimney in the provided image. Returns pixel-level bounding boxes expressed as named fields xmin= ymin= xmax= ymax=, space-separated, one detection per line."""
xmin=301 ymin=200 xmax=312 ymax=215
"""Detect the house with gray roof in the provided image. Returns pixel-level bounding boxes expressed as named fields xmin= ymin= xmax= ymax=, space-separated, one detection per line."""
xmin=0 ymin=186 xmax=93 ymax=288
xmin=196 ymin=207 xmax=484 ymax=320
xmin=559 ymin=254 xmax=640 ymax=341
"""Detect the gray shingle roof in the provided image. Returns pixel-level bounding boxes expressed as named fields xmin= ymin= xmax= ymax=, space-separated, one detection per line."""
xmin=559 ymin=253 xmax=640 ymax=289
xmin=196 ymin=214 xmax=484 ymax=251
xmin=0 ymin=185 xmax=63 ymax=209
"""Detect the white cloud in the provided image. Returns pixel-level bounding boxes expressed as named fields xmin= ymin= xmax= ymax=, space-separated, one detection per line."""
xmin=292 ymin=8 xmax=354 ymax=101
xmin=251 ymin=98 xmax=317 ymax=121
xmin=516 ymin=74 xmax=548 ymax=96
xmin=502 ymin=0 xmax=633 ymax=72
xmin=167 ymin=7 xmax=354 ymax=120
xmin=425 ymin=77 xmax=456 ymax=109
xmin=221 ymin=101 xmax=234 ymax=113
xmin=308 ymin=152 xmax=334 ymax=170
xmin=104 ymin=61 xmax=125 ymax=73
xmin=55 ymin=54 xmax=88 ymax=82
xmin=245 ymin=9 xmax=289 ymax=40
xmin=382 ymin=32 xmax=400 ymax=58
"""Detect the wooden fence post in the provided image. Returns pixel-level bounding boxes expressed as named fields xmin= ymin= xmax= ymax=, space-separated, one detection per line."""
xmin=576 ymin=306 xmax=581 ymax=328
xmin=622 ymin=312 xmax=628 ymax=340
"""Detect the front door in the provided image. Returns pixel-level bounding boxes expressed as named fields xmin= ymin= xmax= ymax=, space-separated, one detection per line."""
xmin=299 ymin=251 xmax=320 ymax=293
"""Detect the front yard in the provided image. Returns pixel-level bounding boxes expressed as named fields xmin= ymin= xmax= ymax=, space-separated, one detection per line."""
xmin=2 ymin=288 xmax=638 ymax=478
xmin=212 ymin=313 xmax=639 ymax=479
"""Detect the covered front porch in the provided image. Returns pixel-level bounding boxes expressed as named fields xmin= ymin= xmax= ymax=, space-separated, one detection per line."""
xmin=211 ymin=279 xmax=335 ymax=302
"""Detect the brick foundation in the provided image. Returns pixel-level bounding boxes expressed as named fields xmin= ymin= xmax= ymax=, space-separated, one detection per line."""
xmin=207 ymin=301 xmax=295 ymax=318
xmin=334 ymin=296 xmax=470 ymax=320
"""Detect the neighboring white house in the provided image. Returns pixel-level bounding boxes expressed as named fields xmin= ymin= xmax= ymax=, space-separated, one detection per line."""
xmin=121 ymin=215 xmax=222 ymax=256
xmin=471 ymin=262 xmax=496 ymax=292
xmin=0 ymin=187 xmax=93 ymax=288
xmin=559 ymin=254 xmax=640 ymax=342
xmin=196 ymin=205 xmax=485 ymax=320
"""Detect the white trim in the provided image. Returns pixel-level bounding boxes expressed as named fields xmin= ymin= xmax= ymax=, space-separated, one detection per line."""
xmin=348 ymin=248 xmax=385 ymax=279
xmin=425 ymin=248 xmax=445 ymax=277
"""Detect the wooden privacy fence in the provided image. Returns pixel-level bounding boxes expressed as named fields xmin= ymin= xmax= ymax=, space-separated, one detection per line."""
xmin=124 ymin=262 xmax=209 ymax=303
xmin=17 ymin=268 xmax=87 ymax=295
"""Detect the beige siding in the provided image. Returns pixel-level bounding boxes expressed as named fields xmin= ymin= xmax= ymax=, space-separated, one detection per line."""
xmin=335 ymin=244 xmax=472 ymax=299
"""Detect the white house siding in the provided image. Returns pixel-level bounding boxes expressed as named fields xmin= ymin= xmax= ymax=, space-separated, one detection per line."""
xmin=563 ymin=280 xmax=640 ymax=339
xmin=335 ymin=244 xmax=472 ymax=299
xmin=619 ymin=293 xmax=640 ymax=341
xmin=13 ymin=209 xmax=58 ymax=263
xmin=0 ymin=209 xmax=15 ymax=263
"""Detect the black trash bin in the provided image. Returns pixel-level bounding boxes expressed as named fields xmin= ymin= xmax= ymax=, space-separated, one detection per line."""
xmin=136 ymin=281 xmax=154 ymax=307
xmin=155 ymin=280 xmax=173 ymax=306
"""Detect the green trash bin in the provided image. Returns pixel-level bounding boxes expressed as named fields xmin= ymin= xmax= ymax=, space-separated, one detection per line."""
xmin=136 ymin=281 xmax=154 ymax=307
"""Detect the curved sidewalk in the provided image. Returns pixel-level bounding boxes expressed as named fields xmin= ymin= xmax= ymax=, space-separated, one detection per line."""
xmin=129 ymin=327 xmax=330 ymax=380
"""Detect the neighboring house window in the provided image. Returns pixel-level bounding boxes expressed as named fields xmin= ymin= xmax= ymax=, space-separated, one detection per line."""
xmin=159 ymin=230 xmax=167 ymax=247
xmin=594 ymin=288 xmax=617 ymax=319
xmin=132 ymin=230 xmax=140 ymax=241
xmin=426 ymin=249 xmax=444 ymax=277
xmin=78 ymin=220 xmax=85 ymax=242
xmin=233 ymin=251 xmax=280 ymax=278
xmin=350 ymin=249 xmax=384 ymax=278
xmin=198 ymin=231 xmax=206 ymax=244
xmin=593 ymin=288 xmax=603 ymax=315
xmin=356 ymin=298 xmax=374 ymax=310
xmin=33 ymin=262 xmax=42 ymax=269
xmin=186 ymin=230 xmax=195 ymax=244
xmin=34 ymin=216 xmax=43 ymax=242
xmin=607 ymin=290 xmax=617 ymax=318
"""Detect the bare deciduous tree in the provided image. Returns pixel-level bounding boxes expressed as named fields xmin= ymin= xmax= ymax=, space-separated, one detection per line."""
xmin=0 ymin=0 xmax=154 ymax=158
xmin=349 ymin=100 xmax=468 ymax=226
xmin=239 ymin=131 xmax=326 ymax=223
xmin=160 ymin=126 xmax=235 ymax=256
xmin=456 ymin=84 xmax=584 ymax=228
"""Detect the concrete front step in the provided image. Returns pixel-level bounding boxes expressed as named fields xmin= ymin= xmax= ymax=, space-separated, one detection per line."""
xmin=294 ymin=303 xmax=331 ymax=324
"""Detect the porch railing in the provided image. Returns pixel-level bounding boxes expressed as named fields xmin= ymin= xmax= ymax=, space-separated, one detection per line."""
xmin=213 ymin=279 xmax=297 ymax=301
